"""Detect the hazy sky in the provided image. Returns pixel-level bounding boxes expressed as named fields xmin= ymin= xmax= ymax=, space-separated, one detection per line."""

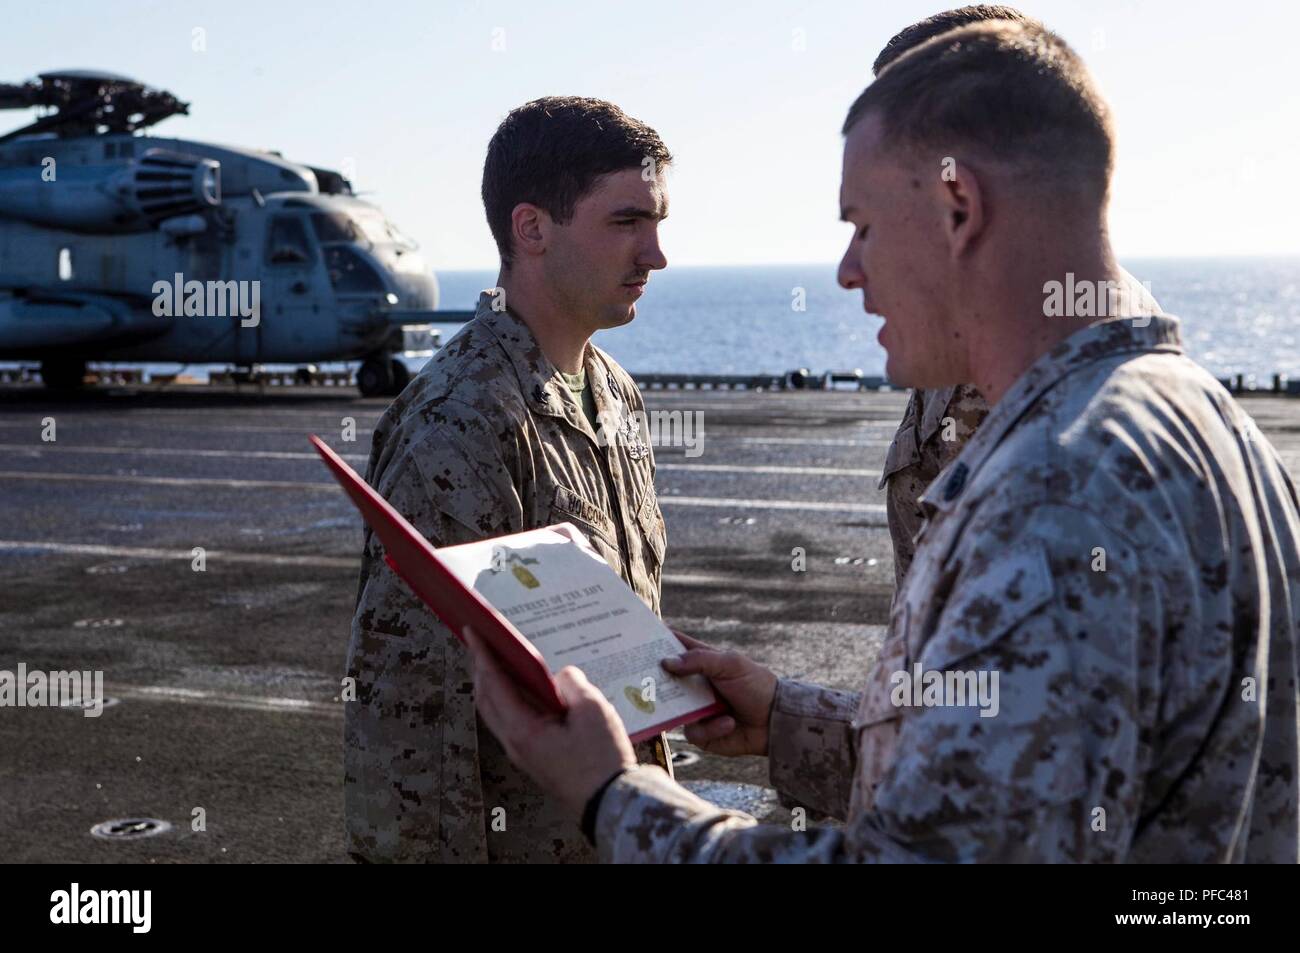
xmin=3 ymin=0 xmax=1295 ymax=269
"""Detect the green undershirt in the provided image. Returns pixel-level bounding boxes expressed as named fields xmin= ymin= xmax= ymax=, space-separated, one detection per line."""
xmin=561 ymin=368 xmax=600 ymax=434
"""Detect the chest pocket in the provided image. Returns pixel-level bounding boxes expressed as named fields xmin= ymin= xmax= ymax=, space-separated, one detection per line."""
xmin=848 ymin=608 xmax=911 ymax=816
xmin=634 ymin=482 xmax=666 ymax=570
xmin=550 ymin=484 xmax=621 ymax=568
xmin=914 ymin=543 xmax=1055 ymax=672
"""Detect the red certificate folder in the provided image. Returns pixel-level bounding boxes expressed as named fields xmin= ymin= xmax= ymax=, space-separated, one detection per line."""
xmin=310 ymin=435 xmax=727 ymax=742
xmin=309 ymin=434 xmax=566 ymax=715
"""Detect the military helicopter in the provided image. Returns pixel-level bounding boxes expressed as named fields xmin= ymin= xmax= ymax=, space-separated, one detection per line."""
xmin=0 ymin=70 xmax=472 ymax=396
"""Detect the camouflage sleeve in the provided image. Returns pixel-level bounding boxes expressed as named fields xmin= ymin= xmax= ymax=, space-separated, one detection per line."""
xmin=345 ymin=415 xmax=519 ymax=863
xmin=766 ymin=679 xmax=861 ymax=819
xmin=594 ymin=506 xmax=1150 ymax=863
xmin=595 ymin=765 xmax=917 ymax=862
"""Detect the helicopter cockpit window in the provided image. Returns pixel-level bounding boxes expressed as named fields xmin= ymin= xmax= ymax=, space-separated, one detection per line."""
xmin=265 ymin=215 xmax=315 ymax=266
xmin=384 ymin=219 xmax=419 ymax=251
xmin=350 ymin=210 xmax=413 ymax=250
xmin=311 ymin=212 xmax=361 ymax=244
xmin=351 ymin=211 xmax=392 ymax=248
xmin=324 ymin=246 xmax=385 ymax=294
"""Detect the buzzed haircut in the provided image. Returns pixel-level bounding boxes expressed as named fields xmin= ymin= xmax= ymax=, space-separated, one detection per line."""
xmin=873 ymin=4 xmax=1040 ymax=75
xmin=482 ymin=96 xmax=672 ymax=267
xmin=845 ymin=21 xmax=1114 ymax=199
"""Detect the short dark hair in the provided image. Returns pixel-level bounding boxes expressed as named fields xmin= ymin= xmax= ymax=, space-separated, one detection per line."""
xmin=873 ymin=5 xmax=1039 ymax=75
xmin=481 ymin=96 xmax=672 ymax=266
xmin=845 ymin=21 xmax=1114 ymax=198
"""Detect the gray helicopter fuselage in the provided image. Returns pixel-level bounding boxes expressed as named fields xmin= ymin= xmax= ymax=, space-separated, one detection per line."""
xmin=0 ymin=132 xmax=440 ymax=364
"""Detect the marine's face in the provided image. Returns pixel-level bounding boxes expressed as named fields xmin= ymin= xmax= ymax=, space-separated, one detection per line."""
xmin=837 ymin=113 xmax=957 ymax=389
xmin=545 ymin=167 xmax=669 ymax=330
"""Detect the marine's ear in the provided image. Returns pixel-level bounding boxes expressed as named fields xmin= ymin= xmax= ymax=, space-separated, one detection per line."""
xmin=509 ymin=202 xmax=549 ymax=259
xmin=935 ymin=158 xmax=987 ymax=259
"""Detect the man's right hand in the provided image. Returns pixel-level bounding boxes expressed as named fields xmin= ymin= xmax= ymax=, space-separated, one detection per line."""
xmin=662 ymin=632 xmax=778 ymax=757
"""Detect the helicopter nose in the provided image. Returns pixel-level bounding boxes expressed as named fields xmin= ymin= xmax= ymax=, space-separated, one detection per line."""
xmin=390 ymin=269 xmax=437 ymax=309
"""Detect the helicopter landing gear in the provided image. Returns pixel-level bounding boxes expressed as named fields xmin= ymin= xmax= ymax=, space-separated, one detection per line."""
xmin=356 ymin=356 xmax=394 ymax=397
xmin=40 ymin=358 xmax=87 ymax=391
xmin=356 ymin=355 xmax=411 ymax=397
xmin=389 ymin=358 xmax=411 ymax=394
xmin=357 ymin=355 xmax=412 ymax=397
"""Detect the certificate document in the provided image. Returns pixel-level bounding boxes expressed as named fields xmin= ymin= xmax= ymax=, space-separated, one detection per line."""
xmin=437 ymin=524 xmax=724 ymax=743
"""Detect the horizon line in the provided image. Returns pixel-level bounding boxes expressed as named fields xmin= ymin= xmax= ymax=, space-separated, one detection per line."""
xmin=435 ymin=253 xmax=1300 ymax=273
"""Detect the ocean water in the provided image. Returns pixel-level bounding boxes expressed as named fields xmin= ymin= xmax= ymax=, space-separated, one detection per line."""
xmin=15 ymin=258 xmax=1296 ymax=383
xmin=439 ymin=258 xmax=1300 ymax=380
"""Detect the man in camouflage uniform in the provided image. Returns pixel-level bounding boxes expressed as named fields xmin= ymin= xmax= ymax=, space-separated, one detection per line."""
xmin=876 ymin=8 xmax=1162 ymax=590
xmin=345 ymin=97 xmax=673 ymax=862
xmin=881 ymin=384 xmax=987 ymax=587
xmin=463 ymin=22 xmax=1300 ymax=862
xmin=872 ymin=9 xmax=1015 ymax=588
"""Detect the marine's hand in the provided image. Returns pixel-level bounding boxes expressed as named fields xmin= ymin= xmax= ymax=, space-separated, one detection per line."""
xmin=662 ymin=630 xmax=778 ymax=757
xmin=463 ymin=625 xmax=636 ymax=821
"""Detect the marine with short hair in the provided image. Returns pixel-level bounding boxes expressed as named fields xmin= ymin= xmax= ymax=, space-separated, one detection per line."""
xmin=463 ymin=19 xmax=1300 ymax=864
xmin=345 ymin=96 xmax=673 ymax=863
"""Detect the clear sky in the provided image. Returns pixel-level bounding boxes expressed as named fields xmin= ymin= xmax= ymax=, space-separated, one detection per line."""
xmin=2 ymin=0 xmax=1294 ymax=269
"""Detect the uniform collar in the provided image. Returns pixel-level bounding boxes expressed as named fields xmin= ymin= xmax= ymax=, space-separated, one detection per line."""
xmin=918 ymin=314 xmax=1184 ymax=519
xmin=918 ymin=384 xmax=959 ymax=444
xmin=585 ymin=346 xmax=626 ymax=423
xmin=473 ymin=289 xmax=572 ymax=419
xmin=472 ymin=290 xmax=628 ymax=435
